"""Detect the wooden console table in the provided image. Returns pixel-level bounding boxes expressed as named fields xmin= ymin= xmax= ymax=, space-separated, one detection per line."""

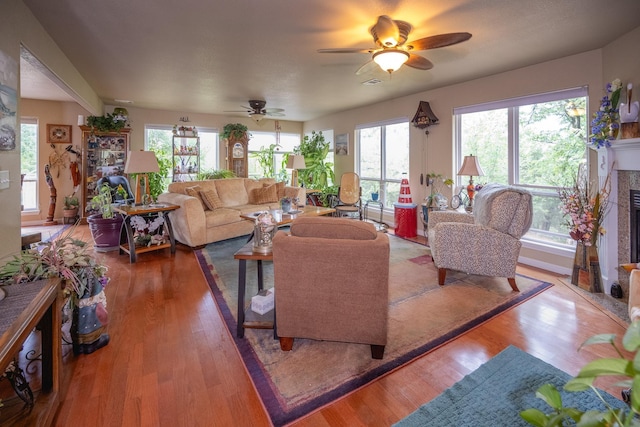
xmin=0 ymin=278 xmax=61 ymax=426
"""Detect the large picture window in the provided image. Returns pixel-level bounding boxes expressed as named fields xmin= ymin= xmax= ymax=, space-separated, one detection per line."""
xmin=455 ymin=87 xmax=588 ymax=248
xmin=356 ymin=120 xmax=410 ymax=209
xmin=21 ymin=118 xmax=38 ymax=212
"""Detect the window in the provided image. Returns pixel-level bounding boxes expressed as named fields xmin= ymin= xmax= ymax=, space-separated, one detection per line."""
xmin=248 ymin=131 xmax=302 ymax=181
xmin=145 ymin=125 xmax=218 ymax=185
xmin=455 ymin=87 xmax=588 ymax=248
xmin=21 ymin=118 xmax=38 ymax=212
xmin=356 ymin=120 xmax=410 ymax=209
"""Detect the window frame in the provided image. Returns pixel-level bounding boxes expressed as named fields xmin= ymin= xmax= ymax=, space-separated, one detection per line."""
xmin=20 ymin=117 xmax=39 ymax=213
xmin=356 ymin=118 xmax=410 ymax=209
xmin=454 ymin=86 xmax=588 ymax=252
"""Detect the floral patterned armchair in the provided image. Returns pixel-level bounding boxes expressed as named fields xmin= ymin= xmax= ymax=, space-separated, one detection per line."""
xmin=427 ymin=183 xmax=533 ymax=291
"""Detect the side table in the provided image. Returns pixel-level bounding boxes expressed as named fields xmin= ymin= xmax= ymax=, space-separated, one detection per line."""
xmin=234 ymin=242 xmax=277 ymax=339
xmin=364 ymin=199 xmax=387 ymax=231
xmin=114 ymin=203 xmax=180 ymax=263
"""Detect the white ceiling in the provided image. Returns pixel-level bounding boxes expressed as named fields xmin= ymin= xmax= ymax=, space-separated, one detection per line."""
xmin=20 ymin=0 xmax=640 ymax=122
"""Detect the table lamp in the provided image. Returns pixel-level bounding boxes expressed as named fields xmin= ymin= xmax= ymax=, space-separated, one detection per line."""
xmin=457 ymin=154 xmax=484 ymax=212
xmin=124 ymin=150 xmax=160 ymax=204
xmin=286 ymin=154 xmax=306 ymax=187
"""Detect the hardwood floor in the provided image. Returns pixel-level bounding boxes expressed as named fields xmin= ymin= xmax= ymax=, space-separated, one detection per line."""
xmin=47 ymin=226 xmax=629 ymax=426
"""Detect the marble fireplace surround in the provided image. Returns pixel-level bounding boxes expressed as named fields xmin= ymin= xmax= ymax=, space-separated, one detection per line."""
xmin=598 ymin=137 xmax=640 ymax=301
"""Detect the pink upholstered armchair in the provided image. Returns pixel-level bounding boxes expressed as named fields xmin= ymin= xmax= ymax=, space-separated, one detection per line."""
xmin=272 ymin=216 xmax=389 ymax=359
xmin=427 ymin=183 xmax=533 ymax=291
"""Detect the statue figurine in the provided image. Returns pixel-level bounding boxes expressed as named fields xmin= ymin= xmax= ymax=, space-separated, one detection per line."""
xmin=44 ymin=164 xmax=58 ymax=225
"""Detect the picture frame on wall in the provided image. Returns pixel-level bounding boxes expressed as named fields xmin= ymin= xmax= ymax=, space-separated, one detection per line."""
xmin=47 ymin=124 xmax=72 ymax=144
xmin=335 ymin=133 xmax=349 ymax=155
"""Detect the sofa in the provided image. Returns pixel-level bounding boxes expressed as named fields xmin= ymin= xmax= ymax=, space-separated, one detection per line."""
xmin=157 ymin=178 xmax=305 ymax=247
xmin=272 ymin=216 xmax=390 ymax=359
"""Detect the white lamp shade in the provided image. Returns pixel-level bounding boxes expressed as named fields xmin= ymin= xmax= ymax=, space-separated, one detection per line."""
xmin=124 ymin=150 xmax=160 ymax=174
xmin=373 ymin=49 xmax=409 ymax=73
xmin=286 ymin=154 xmax=306 ymax=170
xmin=457 ymin=155 xmax=485 ymax=177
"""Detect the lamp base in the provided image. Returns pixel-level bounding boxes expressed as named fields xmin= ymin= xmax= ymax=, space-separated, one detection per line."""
xmin=134 ymin=174 xmax=150 ymax=204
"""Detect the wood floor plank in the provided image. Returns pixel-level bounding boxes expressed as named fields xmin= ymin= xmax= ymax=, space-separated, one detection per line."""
xmin=43 ymin=226 xmax=630 ymax=426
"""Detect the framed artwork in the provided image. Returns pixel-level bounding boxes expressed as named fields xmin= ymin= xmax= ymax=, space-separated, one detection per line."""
xmin=335 ymin=133 xmax=349 ymax=155
xmin=47 ymin=124 xmax=72 ymax=144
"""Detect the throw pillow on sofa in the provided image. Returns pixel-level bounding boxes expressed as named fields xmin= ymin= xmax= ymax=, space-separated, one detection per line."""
xmin=249 ymin=184 xmax=279 ymax=204
xmin=185 ymin=185 xmax=209 ymax=210
xmin=200 ymin=189 xmax=224 ymax=210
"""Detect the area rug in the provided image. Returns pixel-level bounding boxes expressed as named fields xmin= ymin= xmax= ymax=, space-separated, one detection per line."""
xmin=393 ymin=345 xmax=626 ymax=426
xmin=195 ymin=235 xmax=553 ymax=426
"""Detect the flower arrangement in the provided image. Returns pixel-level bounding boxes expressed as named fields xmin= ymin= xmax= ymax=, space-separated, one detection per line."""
xmin=590 ymin=78 xmax=623 ymax=149
xmin=558 ymin=163 xmax=610 ymax=246
xmin=130 ymin=215 xmax=166 ymax=247
xmin=0 ymin=227 xmax=109 ymax=303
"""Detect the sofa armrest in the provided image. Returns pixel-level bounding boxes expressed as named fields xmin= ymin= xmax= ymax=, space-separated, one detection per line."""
xmin=157 ymin=192 xmax=207 ymax=247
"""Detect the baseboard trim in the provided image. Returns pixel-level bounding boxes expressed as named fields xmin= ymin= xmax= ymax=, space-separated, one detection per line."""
xmin=518 ymin=255 xmax=572 ymax=276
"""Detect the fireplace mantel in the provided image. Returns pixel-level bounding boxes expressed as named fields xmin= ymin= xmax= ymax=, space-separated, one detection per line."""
xmin=596 ymin=136 xmax=640 ymax=297
xmin=606 ymin=137 xmax=640 ymax=171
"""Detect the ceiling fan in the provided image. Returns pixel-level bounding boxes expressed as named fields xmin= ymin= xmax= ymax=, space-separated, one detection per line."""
xmin=225 ymin=100 xmax=285 ymax=122
xmin=318 ymin=15 xmax=471 ymax=75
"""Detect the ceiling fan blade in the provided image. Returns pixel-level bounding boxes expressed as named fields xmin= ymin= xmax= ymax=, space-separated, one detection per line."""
xmin=355 ymin=60 xmax=378 ymax=76
xmin=266 ymin=112 xmax=286 ymax=117
xmin=224 ymin=109 xmax=251 ymax=113
xmin=405 ymin=54 xmax=433 ymax=71
xmin=264 ymin=108 xmax=284 ymax=113
xmin=405 ymin=32 xmax=472 ymax=51
xmin=317 ymin=48 xmax=376 ymax=54
xmin=371 ymin=15 xmax=400 ymax=47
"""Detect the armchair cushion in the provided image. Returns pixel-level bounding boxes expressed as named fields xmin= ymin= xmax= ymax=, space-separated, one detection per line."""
xmin=290 ymin=216 xmax=377 ymax=240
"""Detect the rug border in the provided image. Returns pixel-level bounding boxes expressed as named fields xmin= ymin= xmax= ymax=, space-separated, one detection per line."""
xmin=195 ymin=235 xmax=554 ymax=426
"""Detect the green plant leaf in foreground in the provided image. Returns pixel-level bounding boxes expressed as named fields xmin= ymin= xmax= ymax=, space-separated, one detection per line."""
xmin=536 ymin=384 xmax=563 ymax=409
xmin=624 ymin=321 xmax=640 ymax=353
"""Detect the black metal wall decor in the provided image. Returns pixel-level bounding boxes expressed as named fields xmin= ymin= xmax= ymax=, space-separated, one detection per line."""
xmin=411 ymin=101 xmax=439 ymax=134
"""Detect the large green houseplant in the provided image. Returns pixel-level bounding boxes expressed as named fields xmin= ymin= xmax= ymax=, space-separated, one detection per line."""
xmin=85 ymin=183 xmax=124 ymax=252
xmin=221 ymin=123 xmax=249 ymax=140
xmin=294 ymin=131 xmax=335 ymax=205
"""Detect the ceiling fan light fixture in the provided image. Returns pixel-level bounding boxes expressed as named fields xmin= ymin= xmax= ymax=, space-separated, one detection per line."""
xmin=373 ymin=49 xmax=409 ymax=74
xmin=250 ymin=113 xmax=265 ymax=123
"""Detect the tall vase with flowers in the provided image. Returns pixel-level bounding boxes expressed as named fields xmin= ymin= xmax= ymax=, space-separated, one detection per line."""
xmin=590 ymin=78 xmax=623 ymax=149
xmin=559 ymin=163 xmax=611 ymax=292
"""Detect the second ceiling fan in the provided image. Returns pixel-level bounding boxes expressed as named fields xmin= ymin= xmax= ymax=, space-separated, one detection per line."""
xmin=225 ymin=100 xmax=285 ymax=122
xmin=318 ymin=15 xmax=472 ymax=75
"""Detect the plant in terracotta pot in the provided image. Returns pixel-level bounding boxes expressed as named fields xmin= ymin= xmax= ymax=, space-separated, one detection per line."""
xmin=85 ymin=183 xmax=124 ymax=252
xmin=63 ymin=194 xmax=80 ymax=224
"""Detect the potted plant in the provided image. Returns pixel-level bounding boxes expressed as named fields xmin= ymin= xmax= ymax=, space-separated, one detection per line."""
xmin=196 ymin=169 xmax=236 ymax=180
xmin=86 ymin=113 xmax=129 ymax=133
xmin=85 ymin=183 xmax=124 ymax=252
xmin=0 ymin=226 xmax=110 ymax=355
xmin=521 ymin=321 xmax=640 ymax=426
xmin=63 ymin=194 xmax=79 ymax=224
xmin=221 ymin=123 xmax=249 ymax=141
xmin=294 ymin=131 xmax=335 ymax=206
